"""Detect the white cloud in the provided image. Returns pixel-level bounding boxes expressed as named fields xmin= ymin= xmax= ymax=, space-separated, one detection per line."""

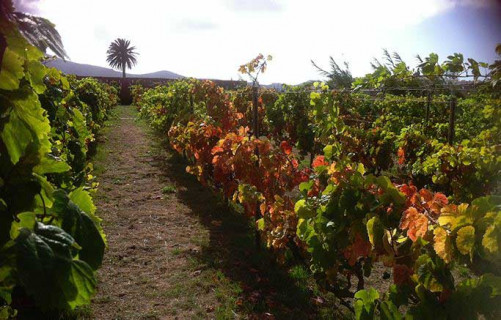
xmin=225 ymin=0 xmax=283 ymax=12
xmin=175 ymin=20 xmax=218 ymax=32
xmin=13 ymin=0 xmax=40 ymax=13
xmin=31 ymin=0 xmax=499 ymax=84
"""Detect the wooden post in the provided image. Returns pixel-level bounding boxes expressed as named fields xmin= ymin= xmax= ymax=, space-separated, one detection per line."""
xmin=252 ymin=85 xmax=261 ymax=249
xmin=448 ymin=95 xmax=456 ymax=144
xmin=252 ymin=85 xmax=259 ymax=137
xmin=425 ymin=90 xmax=431 ymax=127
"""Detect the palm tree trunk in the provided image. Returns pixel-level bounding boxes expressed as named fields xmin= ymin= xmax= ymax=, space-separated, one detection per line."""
xmin=122 ymin=64 xmax=126 ymax=79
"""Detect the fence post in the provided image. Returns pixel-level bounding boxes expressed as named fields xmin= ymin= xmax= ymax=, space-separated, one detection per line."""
xmin=251 ymin=85 xmax=261 ymax=249
xmin=448 ymin=95 xmax=456 ymax=144
xmin=425 ymin=90 xmax=431 ymax=127
xmin=252 ymin=85 xmax=259 ymax=137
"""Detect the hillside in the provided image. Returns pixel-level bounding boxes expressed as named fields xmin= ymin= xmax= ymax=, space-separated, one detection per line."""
xmin=44 ymin=59 xmax=184 ymax=79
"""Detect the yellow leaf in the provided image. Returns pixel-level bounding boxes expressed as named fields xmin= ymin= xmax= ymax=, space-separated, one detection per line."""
xmin=434 ymin=227 xmax=453 ymax=263
xmin=455 ymin=225 xmax=475 ymax=257
xmin=366 ymin=216 xmax=384 ymax=250
xmin=482 ymin=225 xmax=499 ymax=255
xmin=438 ymin=203 xmax=471 ymax=230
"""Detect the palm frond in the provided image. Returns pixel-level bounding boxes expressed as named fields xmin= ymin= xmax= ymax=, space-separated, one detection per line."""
xmin=371 ymin=58 xmax=382 ymax=70
xmin=393 ymin=52 xmax=403 ymax=64
xmin=383 ymin=49 xmax=395 ymax=69
xmin=311 ymin=59 xmax=331 ymax=78
xmin=12 ymin=12 xmax=68 ymax=60
xmin=312 ymin=56 xmax=353 ymax=88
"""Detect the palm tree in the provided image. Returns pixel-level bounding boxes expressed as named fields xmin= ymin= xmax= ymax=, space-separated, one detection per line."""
xmin=106 ymin=38 xmax=138 ymax=79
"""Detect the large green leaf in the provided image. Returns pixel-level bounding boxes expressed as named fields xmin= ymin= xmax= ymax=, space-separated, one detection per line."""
xmin=71 ymin=107 xmax=91 ymax=153
xmin=34 ymin=156 xmax=71 ymax=175
xmin=25 ymin=60 xmax=46 ymax=94
xmin=14 ymin=223 xmax=97 ymax=310
xmin=1 ymin=89 xmax=51 ymax=164
xmin=63 ymin=260 xmax=97 ymax=309
xmin=0 ymin=48 xmax=24 ymax=90
xmin=52 ymin=190 xmax=105 ymax=270
xmin=367 ymin=216 xmax=384 ymax=250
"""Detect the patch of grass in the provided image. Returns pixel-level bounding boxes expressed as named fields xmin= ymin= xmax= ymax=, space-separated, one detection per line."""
xmin=161 ymin=184 xmax=177 ymax=194
xmin=171 ymin=247 xmax=182 ymax=256
xmin=289 ymin=265 xmax=309 ymax=281
xmin=162 ymin=283 xmax=184 ymax=299
xmin=92 ymin=295 xmax=112 ymax=304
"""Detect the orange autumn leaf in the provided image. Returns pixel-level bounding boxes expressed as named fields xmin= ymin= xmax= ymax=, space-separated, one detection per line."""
xmin=312 ymin=155 xmax=328 ymax=168
xmin=400 ymin=207 xmax=429 ymax=242
xmin=433 ymin=192 xmax=448 ymax=207
xmin=280 ymin=141 xmax=293 ymax=155
xmin=419 ymin=189 xmax=433 ymax=202
xmin=400 ymin=184 xmax=417 ymax=197
xmin=397 ymin=147 xmax=405 ymax=165
xmin=428 ymin=192 xmax=448 ymax=215
xmin=260 ymin=202 xmax=267 ymax=215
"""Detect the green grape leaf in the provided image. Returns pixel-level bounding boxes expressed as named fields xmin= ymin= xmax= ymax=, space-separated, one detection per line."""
xmin=15 ymin=223 xmax=97 ymax=310
xmin=367 ymin=216 xmax=384 ymax=250
xmin=256 ymin=218 xmax=265 ymax=231
xmin=9 ymin=212 xmax=36 ymax=240
xmin=69 ymin=188 xmax=96 ymax=216
xmin=354 ymin=288 xmax=379 ymax=320
xmin=71 ymin=108 xmax=91 ymax=151
xmin=34 ymin=156 xmax=71 ymax=175
xmin=53 ymin=190 xmax=105 ymax=270
xmin=25 ymin=60 xmax=46 ymax=94
xmin=299 ymin=181 xmax=314 ymax=193
xmin=323 ymin=144 xmax=333 ymax=160
xmin=69 ymin=187 xmax=107 ymax=245
xmin=63 ymin=260 xmax=97 ymax=310
xmin=1 ymin=107 xmax=33 ymax=165
xmin=0 ymin=48 xmax=24 ymax=90
xmin=380 ymin=300 xmax=402 ymax=320
xmin=295 ymin=199 xmax=315 ymax=219
xmin=1 ymin=89 xmax=51 ymax=164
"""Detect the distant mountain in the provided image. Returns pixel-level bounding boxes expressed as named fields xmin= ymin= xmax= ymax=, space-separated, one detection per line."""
xmin=44 ymin=59 xmax=184 ymax=79
xmin=262 ymin=83 xmax=285 ymax=91
xmin=133 ymin=70 xmax=184 ymax=79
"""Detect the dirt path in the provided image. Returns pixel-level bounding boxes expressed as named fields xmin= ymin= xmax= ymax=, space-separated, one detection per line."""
xmin=89 ymin=106 xmax=334 ymax=320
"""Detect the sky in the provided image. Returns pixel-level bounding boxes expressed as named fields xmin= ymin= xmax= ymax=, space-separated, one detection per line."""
xmin=13 ymin=0 xmax=501 ymax=84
